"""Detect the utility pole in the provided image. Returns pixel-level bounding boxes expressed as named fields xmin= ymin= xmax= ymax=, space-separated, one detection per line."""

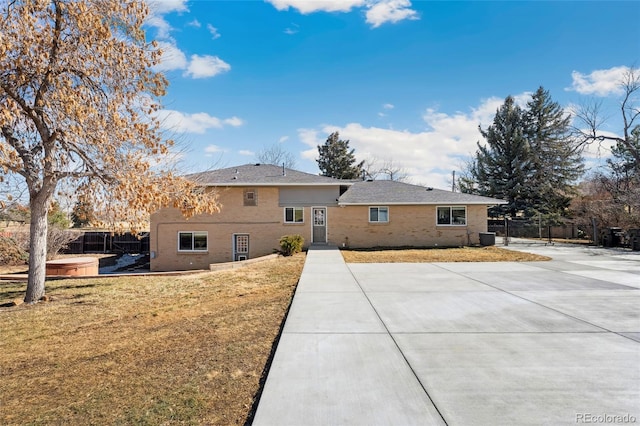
xmin=451 ymin=171 xmax=456 ymax=192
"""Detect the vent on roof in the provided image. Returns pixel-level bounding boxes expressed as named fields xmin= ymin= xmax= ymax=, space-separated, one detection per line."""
xmin=426 ymin=187 xmax=433 ymax=191
xmin=255 ymin=163 xmax=261 ymax=166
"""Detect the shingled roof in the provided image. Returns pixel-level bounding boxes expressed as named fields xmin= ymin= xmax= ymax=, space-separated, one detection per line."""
xmin=338 ymin=180 xmax=506 ymax=205
xmin=186 ymin=163 xmax=349 ymax=186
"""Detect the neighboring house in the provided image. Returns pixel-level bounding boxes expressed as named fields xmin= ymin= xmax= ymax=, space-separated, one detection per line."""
xmin=150 ymin=163 xmax=506 ymax=271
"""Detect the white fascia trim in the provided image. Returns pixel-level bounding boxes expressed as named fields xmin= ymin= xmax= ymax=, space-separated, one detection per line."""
xmin=338 ymin=201 xmax=508 ymax=206
xmin=204 ymin=182 xmax=352 ymax=187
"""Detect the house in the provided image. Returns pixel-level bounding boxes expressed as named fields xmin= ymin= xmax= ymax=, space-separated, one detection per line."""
xmin=149 ymin=163 xmax=506 ymax=271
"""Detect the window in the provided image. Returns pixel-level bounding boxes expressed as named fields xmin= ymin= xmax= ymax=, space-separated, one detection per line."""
xmin=369 ymin=206 xmax=389 ymax=223
xmin=284 ymin=207 xmax=304 ymax=223
xmin=437 ymin=206 xmax=466 ymax=225
xmin=178 ymin=231 xmax=208 ymax=251
xmin=235 ymin=235 xmax=249 ymax=253
xmin=244 ymin=189 xmax=257 ymax=206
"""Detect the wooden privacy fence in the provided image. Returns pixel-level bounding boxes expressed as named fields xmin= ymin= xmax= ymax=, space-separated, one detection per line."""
xmin=64 ymin=232 xmax=149 ymax=254
xmin=488 ymin=220 xmax=589 ymax=240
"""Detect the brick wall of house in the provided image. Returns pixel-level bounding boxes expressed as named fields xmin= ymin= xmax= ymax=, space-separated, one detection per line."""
xmin=150 ymin=186 xmax=313 ymax=271
xmin=150 ymin=185 xmax=492 ymax=271
xmin=328 ymin=204 xmax=488 ymax=248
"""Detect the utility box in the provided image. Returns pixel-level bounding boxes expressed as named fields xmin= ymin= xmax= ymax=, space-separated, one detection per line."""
xmin=601 ymin=227 xmax=624 ymax=247
xmin=479 ymin=232 xmax=496 ymax=246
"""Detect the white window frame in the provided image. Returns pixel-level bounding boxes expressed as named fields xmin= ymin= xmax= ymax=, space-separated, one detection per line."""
xmin=436 ymin=206 xmax=467 ymax=226
xmin=369 ymin=206 xmax=389 ymax=223
xmin=178 ymin=231 xmax=208 ymax=252
xmin=284 ymin=207 xmax=304 ymax=224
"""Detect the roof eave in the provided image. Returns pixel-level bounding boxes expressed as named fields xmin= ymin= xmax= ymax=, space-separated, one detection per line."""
xmin=338 ymin=201 xmax=508 ymax=206
xmin=199 ymin=182 xmax=353 ymax=187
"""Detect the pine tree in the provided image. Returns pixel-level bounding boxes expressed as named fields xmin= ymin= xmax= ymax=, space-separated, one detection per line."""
xmin=317 ymin=132 xmax=364 ymax=179
xmin=466 ymin=90 xmax=584 ymax=219
xmin=606 ymin=126 xmax=640 ymax=218
xmin=524 ymin=87 xmax=584 ymax=216
xmin=473 ymin=96 xmax=533 ymax=217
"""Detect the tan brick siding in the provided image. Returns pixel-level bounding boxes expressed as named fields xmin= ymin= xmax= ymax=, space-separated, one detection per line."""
xmin=150 ymin=187 xmax=313 ymax=271
xmin=328 ymin=205 xmax=488 ymax=248
xmin=150 ymin=186 xmax=491 ymax=271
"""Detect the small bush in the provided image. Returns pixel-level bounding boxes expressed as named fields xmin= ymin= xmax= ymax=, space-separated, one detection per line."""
xmin=279 ymin=234 xmax=304 ymax=256
xmin=0 ymin=235 xmax=28 ymax=266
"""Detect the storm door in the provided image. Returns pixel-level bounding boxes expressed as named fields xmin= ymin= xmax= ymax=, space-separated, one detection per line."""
xmin=234 ymin=234 xmax=249 ymax=261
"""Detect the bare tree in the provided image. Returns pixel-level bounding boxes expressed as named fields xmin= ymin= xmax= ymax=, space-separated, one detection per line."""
xmin=0 ymin=0 xmax=220 ymax=303
xmin=256 ymin=144 xmax=297 ymax=168
xmin=362 ymin=156 xmax=409 ymax=182
xmin=574 ymin=66 xmax=640 ymax=164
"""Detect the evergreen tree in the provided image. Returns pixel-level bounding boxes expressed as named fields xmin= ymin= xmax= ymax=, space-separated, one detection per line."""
xmin=473 ymin=96 xmax=533 ymax=217
xmin=609 ymin=125 xmax=640 ymax=178
xmin=606 ymin=126 xmax=640 ymax=218
xmin=317 ymin=132 xmax=364 ymax=179
xmin=466 ymin=90 xmax=584 ymax=219
xmin=524 ymin=87 xmax=584 ymax=216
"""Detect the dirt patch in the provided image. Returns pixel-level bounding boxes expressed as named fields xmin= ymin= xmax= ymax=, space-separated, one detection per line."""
xmin=341 ymin=246 xmax=550 ymax=263
xmin=0 ymin=253 xmax=305 ymax=425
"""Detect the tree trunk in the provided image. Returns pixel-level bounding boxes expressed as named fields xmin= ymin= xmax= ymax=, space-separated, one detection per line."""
xmin=24 ymin=196 xmax=49 ymax=303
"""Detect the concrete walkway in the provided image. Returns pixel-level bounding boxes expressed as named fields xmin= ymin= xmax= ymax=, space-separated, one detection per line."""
xmin=252 ymin=243 xmax=640 ymax=426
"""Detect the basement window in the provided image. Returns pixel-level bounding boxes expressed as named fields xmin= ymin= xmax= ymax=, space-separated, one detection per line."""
xmin=178 ymin=231 xmax=208 ymax=252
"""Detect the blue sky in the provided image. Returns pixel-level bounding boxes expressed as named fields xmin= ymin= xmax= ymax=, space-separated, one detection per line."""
xmin=145 ymin=0 xmax=640 ymax=189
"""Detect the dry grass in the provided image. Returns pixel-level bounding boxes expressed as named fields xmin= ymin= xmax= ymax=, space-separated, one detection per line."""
xmin=0 ymin=253 xmax=305 ymax=426
xmin=341 ymin=246 xmax=550 ymax=263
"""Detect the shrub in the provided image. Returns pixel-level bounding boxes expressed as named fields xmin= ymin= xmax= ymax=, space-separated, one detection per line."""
xmin=0 ymin=235 xmax=28 ymax=266
xmin=11 ymin=227 xmax=80 ymax=260
xmin=279 ymin=234 xmax=304 ymax=256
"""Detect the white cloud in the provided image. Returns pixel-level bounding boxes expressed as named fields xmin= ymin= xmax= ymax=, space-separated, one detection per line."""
xmin=153 ymin=41 xmax=188 ymax=72
xmin=279 ymin=136 xmax=290 ymax=143
xmin=366 ymin=0 xmax=418 ymax=28
xmin=567 ymin=66 xmax=629 ymax=97
xmin=298 ymin=96 xmax=523 ymax=189
xmin=145 ymin=2 xmax=231 ymax=80
xmin=147 ymin=0 xmax=189 ymax=15
xmin=284 ymin=23 xmax=300 ymax=35
xmin=207 ymin=24 xmax=221 ymax=40
xmin=267 ymin=0 xmax=365 ymax=13
xmin=145 ymin=0 xmax=189 ymax=39
xmin=152 ymin=44 xmax=231 ymax=80
xmin=155 ymin=110 xmax=244 ymax=134
xmin=205 ymin=145 xmax=226 ymax=154
xmin=383 ymin=103 xmax=394 ymax=109
xmin=267 ymin=0 xmax=418 ymax=27
xmin=239 ymin=150 xmax=255 ymax=156
xmin=184 ymin=55 xmax=231 ymax=79
xmin=224 ymin=116 xmax=244 ymax=127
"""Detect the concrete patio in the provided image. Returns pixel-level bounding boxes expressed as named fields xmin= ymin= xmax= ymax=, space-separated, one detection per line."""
xmin=252 ymin=241 xmax=640 ymax=425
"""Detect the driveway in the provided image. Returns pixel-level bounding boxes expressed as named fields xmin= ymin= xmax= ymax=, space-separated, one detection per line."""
xmin=252 ymin=242 xmax=640 ymax=426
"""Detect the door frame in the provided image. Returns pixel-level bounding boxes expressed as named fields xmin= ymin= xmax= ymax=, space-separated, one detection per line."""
xmin=311 ymin=206 xmax=327 ymax=244
xmin=232 ymin=233 xmax=250 ymax=261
